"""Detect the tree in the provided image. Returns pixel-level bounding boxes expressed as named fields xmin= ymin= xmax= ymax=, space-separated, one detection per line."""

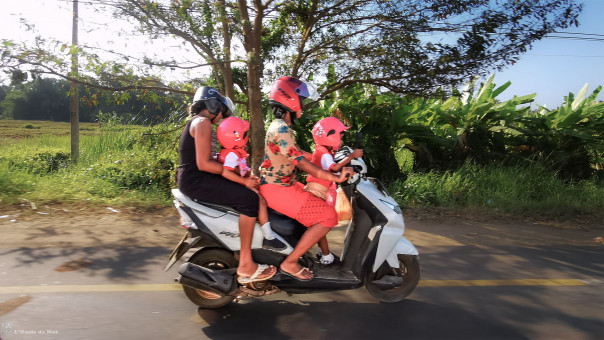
xmin=0 ymin=0 xmax=583 ymax=170
xmin=274 ymin=0 xmax=583 ymax=96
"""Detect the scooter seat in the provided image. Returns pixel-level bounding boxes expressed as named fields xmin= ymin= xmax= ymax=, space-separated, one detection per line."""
xmin=192 ymin=199 xmax=240 ymax=215
xmin=172 ymin=189 xmax=239 ymax=217
xmin=268 ymin=209 xmax=305 ymax=238
xmin=173 ymin=188 xmax=305 ymax=241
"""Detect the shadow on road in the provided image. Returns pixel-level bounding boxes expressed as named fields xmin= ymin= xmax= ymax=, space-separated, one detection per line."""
xmin=0 ymin=246 xmax=170 ymax=281
xmin=197 ymin=299 xmax=529 ymax=340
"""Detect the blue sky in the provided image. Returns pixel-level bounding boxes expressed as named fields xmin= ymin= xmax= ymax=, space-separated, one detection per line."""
xmin=492 ymin=0 xmax=604 ymax=108
xmin=1 ymin=0 xmax=602 ymax=109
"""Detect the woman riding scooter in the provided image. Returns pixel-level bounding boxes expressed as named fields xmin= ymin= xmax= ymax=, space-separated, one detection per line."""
xmin=258 ymin=76 xmax=353 ymax=281
xmin=177 ymin=87 xmax=277 ymax=284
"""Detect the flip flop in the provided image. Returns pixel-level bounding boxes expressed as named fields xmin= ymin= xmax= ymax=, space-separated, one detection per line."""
xmin=237 ymin=264 xmax=277 ymax=284
xmin=279 ymin=267 xmax=313 ymax=281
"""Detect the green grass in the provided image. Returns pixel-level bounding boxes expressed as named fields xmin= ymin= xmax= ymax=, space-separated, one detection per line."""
xmin=2 ymin=119 xmax=602 ymax=218
xmin=388 ymin=162 xmax=604 ymax=216
xmin=0 ymin=120 xmax=179 ymax=208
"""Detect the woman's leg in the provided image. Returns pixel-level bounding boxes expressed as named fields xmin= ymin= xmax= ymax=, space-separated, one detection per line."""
xmin=280 ymin=223 xmax=330 ymax=280
xmin=260 ymin=183 xmax=338 ymax=279
xmin=236 ymin=213 xmax=277 ymax=279
xmin=182 ymin=173 xmax=275 ymax=279
xmin=236 ymin=214 xmax=261 ymax=276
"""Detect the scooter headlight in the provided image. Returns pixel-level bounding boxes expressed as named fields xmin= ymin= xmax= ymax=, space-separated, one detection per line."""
xmin=380 ymin=199 xmax=402 ymax=214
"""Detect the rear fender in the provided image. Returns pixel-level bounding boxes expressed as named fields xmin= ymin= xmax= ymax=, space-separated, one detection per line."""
xmin=164 ymin=232 xmax=224 ymax=271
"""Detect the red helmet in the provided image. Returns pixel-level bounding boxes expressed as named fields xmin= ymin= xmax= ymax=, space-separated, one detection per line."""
xmin=217 ymin=117 xmax=249 ymax=149
xmin=312 ymin=117 xmax=350 ymax=148
xmin=269 ymin=76 xmax=319 ymax=118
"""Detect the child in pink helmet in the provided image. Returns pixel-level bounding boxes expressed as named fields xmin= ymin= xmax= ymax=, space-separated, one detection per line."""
xmin=305 ymin=117 xmax=363 ymax=265
xmin=217 ymin=117 xmax=286 ymax=251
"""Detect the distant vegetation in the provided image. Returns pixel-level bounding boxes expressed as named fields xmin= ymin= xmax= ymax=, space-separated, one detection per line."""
xmin=0 ymin=77 xmax=187 ymax=124
xmin=0 ymin=77 xmax=602 ymax=218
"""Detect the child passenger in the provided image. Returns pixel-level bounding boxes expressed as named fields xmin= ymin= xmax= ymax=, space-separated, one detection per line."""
xmin=304 ymin=117 xmax=363 ymax=265
xmin=217 ymin=117 xmax=287 ymax=251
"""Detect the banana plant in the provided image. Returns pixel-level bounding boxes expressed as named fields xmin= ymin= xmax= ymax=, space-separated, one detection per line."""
xmin=427 ymin=74 xmax=535 ymax=165
xmin=521 ymin=84 xmax=603 ymax=179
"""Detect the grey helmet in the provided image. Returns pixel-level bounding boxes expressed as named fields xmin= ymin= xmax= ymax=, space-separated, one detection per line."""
xmin=193 ymin=86 xmax=238 ymax=117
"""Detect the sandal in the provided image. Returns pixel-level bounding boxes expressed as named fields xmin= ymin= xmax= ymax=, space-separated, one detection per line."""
xmin=237 ymin=264 xmax=277 ymax=284
xmin=280 ymin=266 xmax=313 ymax=281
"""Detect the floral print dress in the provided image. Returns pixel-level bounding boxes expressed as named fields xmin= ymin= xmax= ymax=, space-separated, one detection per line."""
xmin=259 ymin=119 xmax=305 ymax=186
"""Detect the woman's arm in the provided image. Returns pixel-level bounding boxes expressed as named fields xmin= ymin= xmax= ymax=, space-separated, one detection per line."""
xmin=221 ymin=167 xmax=258 ymax=189
xmin=190 ymin=117 xmax=223 ymax=174
xmin=296 ymin=158 xmax=353 ymax=183
xmin=301 ymin=149 xmax=312 ymax=161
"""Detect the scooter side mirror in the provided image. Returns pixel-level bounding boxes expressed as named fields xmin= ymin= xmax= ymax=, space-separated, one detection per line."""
xmin=354 ymin=132 xmax=364 ymax=149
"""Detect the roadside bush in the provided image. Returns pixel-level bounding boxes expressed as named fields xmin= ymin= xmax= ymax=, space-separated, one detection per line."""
xmin=7 ymin=151 xmax=71 ymax=174
xmin=0 ymin=163 xmax=34 ymax=201
xmin=388 ymin=162 xmax=604 ymax=216
xmin=92 ymin=156 xmax=175 ymax=194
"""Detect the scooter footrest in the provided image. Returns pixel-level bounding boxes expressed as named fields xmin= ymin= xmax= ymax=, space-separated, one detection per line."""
xmin=370 ymin=275 xmax=404 ymax=290
xmin=178 ymin=263 xmax=237 ymax=295
xmin=311 ymin=267 xmax=360 ymax=282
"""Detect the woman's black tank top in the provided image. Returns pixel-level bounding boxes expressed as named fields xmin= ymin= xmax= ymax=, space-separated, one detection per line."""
xmin=178 ymin=119 xmax=196 ymax=167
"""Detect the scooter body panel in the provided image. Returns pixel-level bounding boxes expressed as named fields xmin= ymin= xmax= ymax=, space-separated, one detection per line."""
xmin=384 ymin=237 xmax=419 ymax=268
xmin=354 ymin=179 xmax=408 ymax=272
xmin=171 ymin=189 xmax=292 ymax=254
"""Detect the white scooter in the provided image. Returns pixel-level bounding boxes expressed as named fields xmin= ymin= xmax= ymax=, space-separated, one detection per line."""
xmin=165 ymin=142 xmax=420 ymax=309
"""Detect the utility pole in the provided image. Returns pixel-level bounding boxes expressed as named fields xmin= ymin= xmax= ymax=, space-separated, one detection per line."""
xmin=70 ymin=0 xmax=79 ymax=164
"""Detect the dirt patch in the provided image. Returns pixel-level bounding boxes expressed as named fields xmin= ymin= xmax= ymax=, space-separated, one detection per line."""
xmin=0 ymin=295 xmax=32 ymax=317
xmin=54 ymin=259 xmax=94 ymax=272
xmin=0 ymin=203 xmax=602 ymax=249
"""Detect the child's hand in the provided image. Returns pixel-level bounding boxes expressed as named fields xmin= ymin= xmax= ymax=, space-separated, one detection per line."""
xmin=351 ymin=149 xmax=363 ymax=159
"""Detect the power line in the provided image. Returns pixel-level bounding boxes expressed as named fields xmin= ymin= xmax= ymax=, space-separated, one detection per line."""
xmin=524 ymin=53 xmax=604 ymax=58
xmin=554 ymin=31 xmax=604 ymax=38
xmin=546 ymin=35 xmax=604 ymax=42
xmin=417 ymin=27 xmax=604 ymax=42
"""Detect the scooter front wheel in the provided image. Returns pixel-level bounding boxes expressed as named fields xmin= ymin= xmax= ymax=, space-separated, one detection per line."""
xmin=365 ymin=254 xmax=420 ymax=303
xmin=183 ymin=248 xmax=238 ymax=309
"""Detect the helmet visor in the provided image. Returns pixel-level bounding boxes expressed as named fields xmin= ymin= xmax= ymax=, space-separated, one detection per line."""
xmin=221 ymin=97 xmax=238 ymax=118
xmin=296 ymin=80 xmax=319 ymax=102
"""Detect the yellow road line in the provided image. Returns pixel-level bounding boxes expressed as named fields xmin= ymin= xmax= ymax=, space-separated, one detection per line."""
xmin=419 ymin=279 xmax=587 ymax=287
xmin=0 ymin=284 xmax=183 ymax=294
xmin=0 ymin=279 xmax=593 ymax=294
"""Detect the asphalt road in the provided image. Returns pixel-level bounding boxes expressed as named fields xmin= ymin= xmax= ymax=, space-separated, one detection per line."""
xmin=1 ymin=241 xmax=602 ymax=340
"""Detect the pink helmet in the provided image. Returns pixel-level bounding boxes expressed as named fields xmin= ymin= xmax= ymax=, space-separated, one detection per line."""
xmin=269 ymin=77 xmax=319 ymax=118
xmin=217 ymin=117 xmax=249 ymax=149
xmin=312 ymin=117 xmax=350 ymax=148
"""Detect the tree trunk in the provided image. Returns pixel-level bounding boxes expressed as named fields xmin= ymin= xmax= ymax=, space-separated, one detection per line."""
xmin=247 ymin=53 xmax=264 ymax=174
xmin=217 ymin=0 xmax=234 ymax=99
xmin=237 ymin=0 xmax=266 ymax=174
xmin=70 ymin=0 xmax=79 ymax=164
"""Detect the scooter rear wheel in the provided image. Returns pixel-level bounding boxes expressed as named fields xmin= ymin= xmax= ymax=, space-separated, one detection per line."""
xmin=365 ymin=254 xmax=420 ymax=303
xmin=183 ymin=248 xmax=238 ymax=309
